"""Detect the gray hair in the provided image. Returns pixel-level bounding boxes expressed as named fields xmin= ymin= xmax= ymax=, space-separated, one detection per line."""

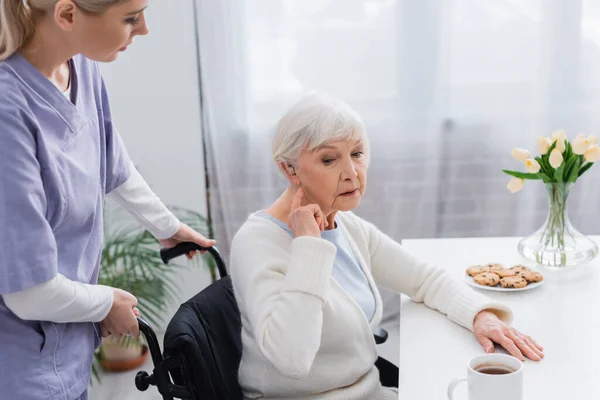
xmin=272 ymin=92 xmax=369 ymax=172
xmin=0 ymin=0 xmax=126 ymax=61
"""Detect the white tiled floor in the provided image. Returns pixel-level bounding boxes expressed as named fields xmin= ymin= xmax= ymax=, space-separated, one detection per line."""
xmin=88 ymin=317 xmax=400 ymax=400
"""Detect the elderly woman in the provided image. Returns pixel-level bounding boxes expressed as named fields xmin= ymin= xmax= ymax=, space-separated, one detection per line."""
xmin=229 ymin=93 xmax=544 ymax=399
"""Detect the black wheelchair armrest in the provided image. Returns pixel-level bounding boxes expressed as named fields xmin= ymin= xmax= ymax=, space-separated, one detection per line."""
xmin=374 ymin=326 xmax=388 ymax=345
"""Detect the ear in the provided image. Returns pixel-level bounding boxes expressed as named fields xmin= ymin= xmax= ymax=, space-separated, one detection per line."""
xmin=279 ymin=161 xmax=300 ymax=185
xmin=54 ymin=0 xmax=77 ymax=31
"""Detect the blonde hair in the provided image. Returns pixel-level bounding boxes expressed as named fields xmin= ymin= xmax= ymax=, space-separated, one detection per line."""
xmin=0 ymin=0 xmax=125 ymax=61
xmin=272 ymin=92 xmax=369 ymax=172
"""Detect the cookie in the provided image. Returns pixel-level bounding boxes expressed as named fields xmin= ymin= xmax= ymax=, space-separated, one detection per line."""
xmin=500 ymin=276 xmax=528 ymax=289
xmin=522 ymin=271 xmax=543 ymax=283
xmin=482 ymin=263 xmax=515 ymax=277
xmin=496 ymin=268 xmax=518 ymax=278
xmin=510 ymin=265 xmax=531 ymax=274
xmin=466 ymin=265 xmax=491 ymax=277
xmin=474 ymin=272 xmax=501 ymax=287
xmin=485 ymin=263 xmax=506 ymax=273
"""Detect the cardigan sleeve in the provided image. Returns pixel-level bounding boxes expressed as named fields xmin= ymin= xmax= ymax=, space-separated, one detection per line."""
xmin=352 ymin=215 xmax=513 ymax=331
xmin=229 ymin=221 xmax=337 ymax=379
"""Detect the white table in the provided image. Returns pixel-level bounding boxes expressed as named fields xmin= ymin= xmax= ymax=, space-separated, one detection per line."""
xmin=399 ymin=236 xmax=600 ymax=400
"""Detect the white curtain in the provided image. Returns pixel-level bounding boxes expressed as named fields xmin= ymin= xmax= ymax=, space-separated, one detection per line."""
xmin=195 ymin=0 xmax=600 ymax=261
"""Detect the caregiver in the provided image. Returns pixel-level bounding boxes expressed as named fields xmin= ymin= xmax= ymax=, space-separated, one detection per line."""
xmin=0 ymin=1 xmax=215 ymax=399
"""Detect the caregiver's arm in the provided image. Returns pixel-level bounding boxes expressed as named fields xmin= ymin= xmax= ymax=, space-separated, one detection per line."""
xmin=7 ymin=163 xmax=200 ymax=323
xmin=354 ymin=215 xmax=512 ymax=331
xmin=109 ymin=161 xmax=181 ymax=240
xmin=230 ymin=221 xmax=336 ymax=379
xmin=3 ymin=274 xmax=114 ymax=322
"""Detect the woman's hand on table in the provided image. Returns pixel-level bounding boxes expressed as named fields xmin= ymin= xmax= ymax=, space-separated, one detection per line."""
xmin=473 ymin=310 xmax=544 ymax=362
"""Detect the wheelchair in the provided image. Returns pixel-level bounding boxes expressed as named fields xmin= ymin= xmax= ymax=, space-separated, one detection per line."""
xmin=134 ymin=242 xmax=399 ymax=400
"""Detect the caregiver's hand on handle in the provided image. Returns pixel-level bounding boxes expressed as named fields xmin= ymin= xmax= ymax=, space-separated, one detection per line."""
xmin=473 ymin=310 xmax=544 ymax=362
xmin=100 ymin=289 xmax=140 ymax=340
xmin=159 ymin=222 xmax=217 ymax=260
xmin=288 ymin=188 xmax=328 ymax=237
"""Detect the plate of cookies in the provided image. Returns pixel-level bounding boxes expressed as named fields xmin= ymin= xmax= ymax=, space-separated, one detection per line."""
xmin=464 ymin=263 xmax=544 ymax=291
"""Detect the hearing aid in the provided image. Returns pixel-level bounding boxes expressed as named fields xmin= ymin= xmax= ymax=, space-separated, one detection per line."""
xmin=287 ymin=164 xmax=296 ymax=176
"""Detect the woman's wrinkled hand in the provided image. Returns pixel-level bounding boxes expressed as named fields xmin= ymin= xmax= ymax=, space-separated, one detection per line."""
xmin=473 ymin=310 xmax=544 ymax=362
xmin=288 ymin=188 xmax=328 ymax=237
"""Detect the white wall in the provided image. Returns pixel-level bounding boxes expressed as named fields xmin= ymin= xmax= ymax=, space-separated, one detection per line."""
xmin=100 ymin=0 xmax=212 ymax=332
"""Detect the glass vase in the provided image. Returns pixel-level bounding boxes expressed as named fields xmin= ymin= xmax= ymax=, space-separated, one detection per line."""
xmin=517 ymin=183 xmax=598 ymax=268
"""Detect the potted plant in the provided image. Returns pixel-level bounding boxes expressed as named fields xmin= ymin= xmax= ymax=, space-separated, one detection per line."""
xmin=91 ymin=199 xmax=215 ymax=383
xmin=503 ymin=130 xmax=600 ymax=268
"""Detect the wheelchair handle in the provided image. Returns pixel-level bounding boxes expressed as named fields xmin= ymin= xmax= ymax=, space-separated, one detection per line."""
xmin=137 ymin=316 xmax=164 ymax=367
xmin=160 ymin=242 xmax=228 ymax=278
xmin=374 ymin=327 xmax=388 ymax=345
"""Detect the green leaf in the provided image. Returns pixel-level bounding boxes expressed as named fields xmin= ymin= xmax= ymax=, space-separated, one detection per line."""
xmin=545 ymin=159 xmax=555 ymax=174
xmin=137 ymin=295 xmax=166 ymax=320
xmin=562 ymin=156 xmax=578 ymax=181
xmin=566 ymin=157 xmax=581 ymax=183
xmin=538 ymin=172 xmax=552 ymax=184
xmin=502 ymin=170 xmax=543 ymax=180
xmin=91 ymin=355 xmax=102 ymax=385
xmin=135 ymin=307 xmax=161 ymax=327
xmin=545 ymin=140 xmax=558 ymax=160
xmin=541 ymin=143 xmax=557 ymax=177
xmin=578 ymin=161 xmax=594 ymax=178
xmin=534 ymin=156 xmax=552 ymax=176
xmin=554 ymin=162 xmax=566 ymax=183
xmin=565 ymin=140 xmax=572 ymax=159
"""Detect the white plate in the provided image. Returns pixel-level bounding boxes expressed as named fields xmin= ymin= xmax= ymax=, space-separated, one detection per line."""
xmin=464 ymin=270 xmax=545 ymax=292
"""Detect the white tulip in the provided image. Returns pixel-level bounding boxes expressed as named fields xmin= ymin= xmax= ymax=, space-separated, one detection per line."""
xmin=511 ymin=148 xmax=530 ymax=163
xmin=588 ymin=135 xmax=598 ymax=145
xmin=507 ymin=178 xmax=525 ymax=194
xmin=572 ymin=137 xmax=591 ymax=155
xmin=552 ymin=130 xmax=567 ymax=153
xmin=554 ymin=139 xmax=566 ymax=153
xmin=584 ymin=145 xmax=600 ymax=163
xmin=549 ymin=149 xmax=564 ymax=168
xmin=574 ymin=133 xmax=585 ymax=141
xmin=537 ymin=136 xmax=552 ymax=155
xmin=552 ymin=130 xmax=567 ymax=143
xmin=525 ymin=159 xmax=541 ymax=173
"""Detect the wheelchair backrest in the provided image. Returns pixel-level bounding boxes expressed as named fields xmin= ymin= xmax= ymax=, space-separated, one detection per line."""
xmin=163 ymin=275 xmax=243 ymax=400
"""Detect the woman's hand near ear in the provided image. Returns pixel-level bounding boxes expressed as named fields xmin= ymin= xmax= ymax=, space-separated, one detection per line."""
xmin=288 ymin=188 xmax=328 ymax=237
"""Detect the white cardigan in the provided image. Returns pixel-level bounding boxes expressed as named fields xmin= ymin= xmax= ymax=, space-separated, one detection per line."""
xmin=229 ymin=211 xmax=513 ymax=400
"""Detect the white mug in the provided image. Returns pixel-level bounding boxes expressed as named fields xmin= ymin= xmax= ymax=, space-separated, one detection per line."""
xmin=447 ymin=353 xmax=523 ymax=400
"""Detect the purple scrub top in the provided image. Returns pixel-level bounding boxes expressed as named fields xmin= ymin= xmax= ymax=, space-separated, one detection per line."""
xmin=0 ymin=53 xmax=130 ymax=400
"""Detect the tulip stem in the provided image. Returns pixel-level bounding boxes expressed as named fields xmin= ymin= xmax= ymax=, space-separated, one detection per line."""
xmin=538 ymin=183 xmax=570 ymax=265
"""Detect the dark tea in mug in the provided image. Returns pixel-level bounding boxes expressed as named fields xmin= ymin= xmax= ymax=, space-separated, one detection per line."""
xmin=474 ymin=364 xmax=516 ymax=375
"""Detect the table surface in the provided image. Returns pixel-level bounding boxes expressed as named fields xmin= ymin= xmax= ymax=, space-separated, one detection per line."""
xmin=398 ymin=236 xmax=600 ymax=400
